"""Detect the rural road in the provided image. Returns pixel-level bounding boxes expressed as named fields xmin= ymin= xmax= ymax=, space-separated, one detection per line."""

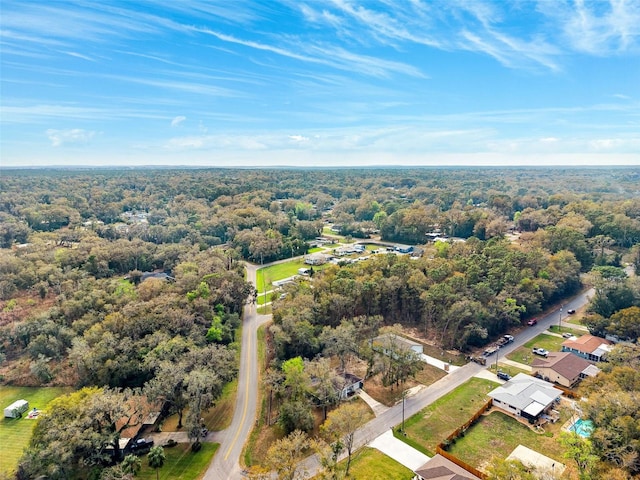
xmin=203 ymin=262 xmax=270 ymax=480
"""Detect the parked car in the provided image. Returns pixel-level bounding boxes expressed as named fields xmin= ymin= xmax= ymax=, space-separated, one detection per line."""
xmin=131 ymin=438 xmax=154 ymax=451
xmin=497 ymin=370 xmax=512 ymax=381
xmin=567 ymin=309 xmax=576 ymax=314
xmin=562 ymin=332 xmax=573 ymax=338
xmin=527 ymin=318 xmax=538 ymax=326
xmin=532 ymin=348 xmax=548 ymax=357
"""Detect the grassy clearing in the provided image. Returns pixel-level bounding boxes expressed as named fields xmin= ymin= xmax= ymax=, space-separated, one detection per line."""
xmin=0 ymin=386 xmax=70 ymax=476
xmin=506 ymin=334 xmax=565 ymax=365
xmin=341 ymin=447 xmax=414 ymax=480
xmin=256 ymin=261 xmax=329 ymax=292
xmin=136 ymin=442 xmax=218 ymax=480
xmin=547 ymin=325 xmax=584 ymax=336
xmin=488 ymin=364 xmax=530 ymax=378
xmin=257 ymin=304 xmax=272 ymax=315
xmin=447 ymin=411 xmax=571 ymax=475
xmin=400 ymin=378 xmax=499 ymax=456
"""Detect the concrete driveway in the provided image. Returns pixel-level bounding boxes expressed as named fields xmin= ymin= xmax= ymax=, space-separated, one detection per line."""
xmin=368 ymin=429 xmax=430 ymax=471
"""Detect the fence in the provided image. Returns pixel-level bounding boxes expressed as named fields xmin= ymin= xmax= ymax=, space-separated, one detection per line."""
xmin=434 ymin=398 xmax=493 ymax=480
xmin=435 ymin=445 xmax=488 ymax=480
xmin=443 ymin=398 xmax=493 ymax=443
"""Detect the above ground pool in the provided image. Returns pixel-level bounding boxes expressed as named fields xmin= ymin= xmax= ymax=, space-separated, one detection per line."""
xmin=569 ymin=418 xmax=594 ymax=437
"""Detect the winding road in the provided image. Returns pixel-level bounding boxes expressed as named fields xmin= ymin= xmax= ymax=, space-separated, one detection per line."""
xmin=203 ymin=263 xmax=270 ymax=480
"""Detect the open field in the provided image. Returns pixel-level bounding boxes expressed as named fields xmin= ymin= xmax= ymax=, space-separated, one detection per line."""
xmin=0 ymin=386 xmax=70 ymax=475
xmin=506 ymin=334 xmax=566 ymax=366
xmin=447 ymin=410 xmax=573 ymax=476
xmin=400 ymin=378 xmax=498 ymax=456
xmin=256 ymin=260 xmax=330 ymax=293
xmin=136 ymin=442 xmax=218 ymax=480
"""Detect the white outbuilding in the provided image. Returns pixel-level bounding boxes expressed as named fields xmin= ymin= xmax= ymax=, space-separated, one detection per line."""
xmin=4 ymin=399 xmax=29 ymax=418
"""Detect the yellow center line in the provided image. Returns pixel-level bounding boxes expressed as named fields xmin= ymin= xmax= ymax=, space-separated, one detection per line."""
xmin=224 ymin=322 xmax=251 ymax=460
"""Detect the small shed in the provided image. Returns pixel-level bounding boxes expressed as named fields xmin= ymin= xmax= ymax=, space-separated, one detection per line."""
xmin=4 ymin=399 xmax=29 ymax=418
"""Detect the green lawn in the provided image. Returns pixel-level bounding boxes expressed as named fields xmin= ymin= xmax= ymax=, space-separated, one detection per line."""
xmin=506 ymin=333 xmax=565 ymax=365
xmin=256 ymin=261 xmax=308 ymax=292
xmin=342 ymin=447 xmax=414 ymax=480
xmin=399 ymin=378 xmax=498 ymax=456
xmin=0 ymin=386 xmax=70 ymax=476
xmin=547 ymin=325 xmax=584 ymax=336
xmin=447 ymin=411 xmax=568 ymax=472
xmin=136 ymin=442 xmax=218 ymax=480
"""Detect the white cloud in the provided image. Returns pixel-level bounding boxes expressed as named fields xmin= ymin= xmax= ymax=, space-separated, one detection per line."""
xmin=45 ymin=128 xmax=96 ymax=146
xmin=288 ymin=134 xmax=309 ymax=143
xmin=589 ymin=138 xmax=623 ymax=150
xmin=171 ymin=115 xmax=186 ymax=127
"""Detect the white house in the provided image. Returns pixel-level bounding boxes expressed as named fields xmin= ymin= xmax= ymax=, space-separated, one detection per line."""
xmin=372 ymin=333 xmax=424 ymax=356
xmin=488 ymin=373 xmax=562 ymax=424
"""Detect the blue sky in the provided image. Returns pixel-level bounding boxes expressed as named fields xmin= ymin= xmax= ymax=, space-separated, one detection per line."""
xmin=1 ymin=0 xmax=639 ymax=167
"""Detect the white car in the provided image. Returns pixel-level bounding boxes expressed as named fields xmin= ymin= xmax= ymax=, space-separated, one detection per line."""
xmin=532 ymin=348 xmax=549 ymax=357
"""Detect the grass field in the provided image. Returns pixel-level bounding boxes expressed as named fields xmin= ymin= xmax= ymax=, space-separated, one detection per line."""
xmin=0 ymin=386 xmax=70 ymax=476
xmin=447 ymin=410 xmax=571 ymax=475
xmin=400 ymin=378 xmax=499 ymax=456
xmin=342 ymin=447 xmax=414 ymax=480
xmin=256 ymin=260 xmax=308 ymax=292
xmin=506 ymin=333 xmax=565 ymax=365
xmin=136 ymin=442 xmax=218 ymax=480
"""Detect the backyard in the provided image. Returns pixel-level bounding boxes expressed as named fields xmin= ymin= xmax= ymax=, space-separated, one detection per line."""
xmin=398 ymin=377 xmax=499 ymax=456
xmin=447 ymin=410 xmax=575 ymax=477
xmin=0 ymin=386 xmax=70 ymax=476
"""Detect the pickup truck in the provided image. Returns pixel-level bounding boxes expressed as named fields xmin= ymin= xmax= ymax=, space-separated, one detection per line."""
xmin=532 ymin=348 xmax=549 ymax=357
xmin=496 ymin=334 xmax=514 ymax=347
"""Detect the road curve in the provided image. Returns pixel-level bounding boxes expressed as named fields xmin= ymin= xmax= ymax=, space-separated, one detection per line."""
xmin=203 ymin=263 xmax=270 ymax=480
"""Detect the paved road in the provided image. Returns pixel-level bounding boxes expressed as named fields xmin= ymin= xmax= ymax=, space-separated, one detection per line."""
xmin=203 ymin=263 xmax=270 ymax=480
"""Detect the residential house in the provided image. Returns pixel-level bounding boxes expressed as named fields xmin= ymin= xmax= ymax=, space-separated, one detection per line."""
xmin=372 ymin=333 xmax=424 ymax=356
xmin=337 ymin=372 xmax=363 ymax=399
xmin=487 ymin=373 xmax=562 ymax=424
xmin=141 ymin=271 xmax=174 ymax=282
xmin=309 ymin=372 xmax=363 ymax=403
xmin=561 ymin=334 xmax=613 ymax=362
xmin=304 ymin=252 xmax=329 ymax=265
xmin=531 ymin=352 xmax=600 ymax=388
xmin=394 ymin=244 xmax=414 ymax=254
xmin=414 ymin=454 xmax=482 ymax=480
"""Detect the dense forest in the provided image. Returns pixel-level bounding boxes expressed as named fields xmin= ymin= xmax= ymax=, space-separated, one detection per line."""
xmin=1 ymin=167 xmax=639 ymax=479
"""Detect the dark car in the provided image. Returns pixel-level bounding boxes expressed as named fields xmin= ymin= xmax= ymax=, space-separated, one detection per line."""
xmin=527 ymin=318 xmax=538 ymax=326
xmin=567 ymin=309 xmax=576 ymax=314
xmin=131 ymin=438 xmax=154 ymax=451
xmin=497 ymin=371 xmax=512 ymax=381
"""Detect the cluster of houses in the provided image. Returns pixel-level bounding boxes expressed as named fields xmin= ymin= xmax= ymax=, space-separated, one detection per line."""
xmin=530 ymin=334 xmax=612 ymax=388
xmin=491 ymin=334 xmax=612 ymax=420
xmin=303 ymin=243 xmax=415 ymax=267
